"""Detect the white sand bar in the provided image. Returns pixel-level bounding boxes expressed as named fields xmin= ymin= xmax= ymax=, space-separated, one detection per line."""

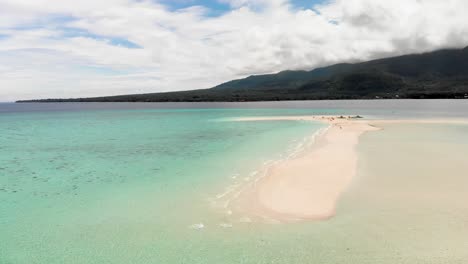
xmin=231 ymin=116 xmax=468 ymax=222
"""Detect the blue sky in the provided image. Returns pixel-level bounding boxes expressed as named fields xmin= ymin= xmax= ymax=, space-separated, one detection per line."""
xmin=160 ymin=0 xmax=326 ymax=13
xmin=160 ymin=0 xmax=231 ymax=11
xmin=55 ymin=0 xmax=327 ymax=49
xmin=162 ymin=0 xmax=324 ymax=8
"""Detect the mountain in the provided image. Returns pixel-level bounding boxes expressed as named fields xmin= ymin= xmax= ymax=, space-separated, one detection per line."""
xmin=18 ymin=46 xmax=468 ymax=102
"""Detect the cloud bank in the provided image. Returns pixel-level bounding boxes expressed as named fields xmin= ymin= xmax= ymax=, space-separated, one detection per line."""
xmin=1 ymin=0 xmax=467 ymax=101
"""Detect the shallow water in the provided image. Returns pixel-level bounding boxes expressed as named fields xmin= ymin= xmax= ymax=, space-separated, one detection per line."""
xmin=0 ymin=107 xmax=325 ymax=263
xmin=1 ymin=101 xmax=468 ymax=263
xmin=337 ymin=123 xmax=468 ymax=263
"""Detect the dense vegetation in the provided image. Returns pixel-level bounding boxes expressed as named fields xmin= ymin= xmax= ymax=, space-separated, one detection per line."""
xmin=19 ymin=46 xmax=468 ymax=102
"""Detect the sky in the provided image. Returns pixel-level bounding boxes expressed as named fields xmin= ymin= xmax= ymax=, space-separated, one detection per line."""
xmin=1 ymin=0 xmax=468 ymax=101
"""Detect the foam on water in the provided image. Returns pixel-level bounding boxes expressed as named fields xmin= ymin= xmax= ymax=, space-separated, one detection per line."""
xmin=209 ymin=120 xmax=330 ymax=221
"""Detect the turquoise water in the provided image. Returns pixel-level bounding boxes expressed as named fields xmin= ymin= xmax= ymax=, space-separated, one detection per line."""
xmin=0 ymin=108 xmax=326 ymax=263
xmin=1 ymin=102 xmax=468 ymax=263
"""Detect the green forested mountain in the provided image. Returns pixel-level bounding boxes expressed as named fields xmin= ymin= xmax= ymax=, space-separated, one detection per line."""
xmin=19 ymin=46 xmax=468 ymax=102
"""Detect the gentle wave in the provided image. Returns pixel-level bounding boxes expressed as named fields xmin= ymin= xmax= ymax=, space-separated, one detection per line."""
xmin=210 ymin=122 xmax=331 ymax=220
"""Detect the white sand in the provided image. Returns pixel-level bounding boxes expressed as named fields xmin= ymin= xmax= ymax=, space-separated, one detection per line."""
xmin=226 ymin=116 xmax=377 ymax=221
xmin=229 ymin=116 xmax=468 ymax=222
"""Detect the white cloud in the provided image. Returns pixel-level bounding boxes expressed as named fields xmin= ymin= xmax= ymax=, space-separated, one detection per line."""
xmin=220 ymin=0 xmax=288 ymax=9
xmin=0 ymin=0 xmax=468 ymax=101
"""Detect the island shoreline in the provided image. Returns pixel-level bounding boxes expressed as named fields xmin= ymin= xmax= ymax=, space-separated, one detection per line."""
xmin=225 ymin=116 xmax=468 ymax=222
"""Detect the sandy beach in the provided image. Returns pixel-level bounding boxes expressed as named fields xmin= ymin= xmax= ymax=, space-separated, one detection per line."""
xmin=230 ymin=116 xmax=468 ymax=222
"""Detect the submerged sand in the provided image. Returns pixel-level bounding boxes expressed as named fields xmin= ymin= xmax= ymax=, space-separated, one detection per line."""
xmin=229 ymin=116 xmax=468 ymax=222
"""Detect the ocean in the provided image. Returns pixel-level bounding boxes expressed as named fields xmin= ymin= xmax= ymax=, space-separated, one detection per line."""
xmin=1 ymin=100 xmax=467 ymax=263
